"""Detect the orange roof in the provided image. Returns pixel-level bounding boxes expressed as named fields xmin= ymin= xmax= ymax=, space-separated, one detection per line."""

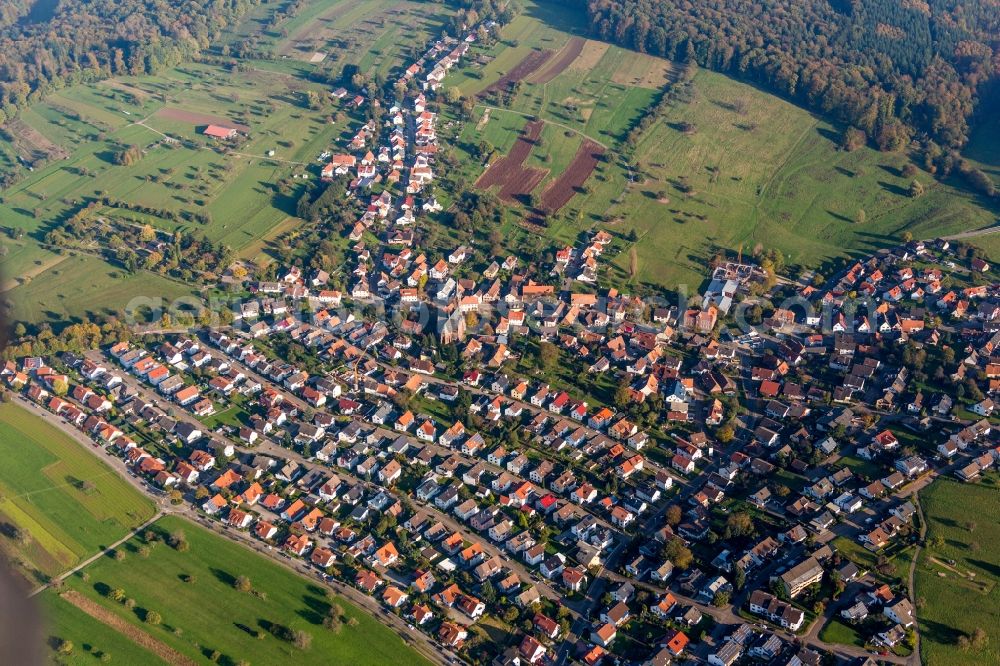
xmin=255 ymin=521 xmax=276 ymax=539
xmin=522 ymin=284 xmax=554 ymax=296
xmin=299 ymin=507 xmax=324 ymax=530
xmin=375 ymin=542 xmax=399 ymax=564
xmin=238 ymin=482 xmax=263 ymax=504
xmin=583 ymin=645 xmax=607 ymax=665
xmin=383 ymin=585 xmax=407 ymax=606
xmin=595 ymin=622 xmax=616 ymax=641
xmin=665 ymin=629 xmax=689 ymax=654
xmin=213 ymin=469 xmax=241 ymax=489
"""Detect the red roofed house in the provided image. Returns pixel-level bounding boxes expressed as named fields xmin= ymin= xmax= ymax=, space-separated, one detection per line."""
xmin=662 ymin=629 xmax=690 ymax=655
xmin=519 ymin=635 xmax=546 ymax=664
xmin=284 ymin=533 xmax=312 ymax=557
xmin=255 ymin=521 xmax=277 ymax=540
xmin=311 ymin=547 xmax=337 ymax=568
xmin=373 ymin=542 xmax=399 ymax=567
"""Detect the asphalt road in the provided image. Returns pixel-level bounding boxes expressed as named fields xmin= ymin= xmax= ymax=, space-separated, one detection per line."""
xmin=15 ymin=394 xmax=451 ymax=666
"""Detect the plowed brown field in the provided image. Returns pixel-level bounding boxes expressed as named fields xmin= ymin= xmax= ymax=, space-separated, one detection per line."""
xmin=479 ymin=50 xmax=553 ymax=97
xmin=529 ymin=37 xmax=586 ymax=84
xmin=540 ymin=139 xmax=604 ymax=212
xmin=475 ymin=120 xmax=548 ymax=204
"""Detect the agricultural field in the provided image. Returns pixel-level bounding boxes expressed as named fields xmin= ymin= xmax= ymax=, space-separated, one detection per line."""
xmin=0 ymin=0 xmax=457 ymax=331
xmin=0 ymin=242 xmax=65 ymax=291
xmin=0 ymin=0 xmax=996 ymax=325
xmin=219 ymin=0 xmax=451 ymax=83
xmin=282 ymin=0 xmax=449 ymax=80
xmin=0 ymin=59 xmax=344 ymax=327
xmin=45 ymin=515 xmax=432 ymax=666
xmin=445 ymin=0 xmax=1000 ymax=292
xmin=0 ymin=403 xmax=156 ymax=584
xmin=915 ymin=478 xmax=1000 ymax=665
xmin=445 ymin=1 xmax=654 ymax=191
xmin=475 ymin=119 xmax=548 ymax=205
xmin=0 ymin=62 xmax=334 ymax=245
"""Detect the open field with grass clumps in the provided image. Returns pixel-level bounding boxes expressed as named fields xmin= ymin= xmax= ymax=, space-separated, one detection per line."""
xmin=915 ymin=478 xmax=1000 ymax=665
xmin=0 ymin=403 xmax=156 ymax=583
xmin=38 ymin=590 xmax=169 ymax=665
xmin=4 ymin=254 xmax=197 ymax=327
xmin=0 ymin=59 xmax=345 ymax=326
xmin=46 ymin=515 xmax=432 ymax=666
xmin=443 ymin=0 xmax=1000 ymax=292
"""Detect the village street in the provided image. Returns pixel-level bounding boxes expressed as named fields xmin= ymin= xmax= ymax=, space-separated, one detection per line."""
xmin=76 ymin=320 xmax=957 ymax=666
xmin=15 ymin=393 xmax=454 ymax=665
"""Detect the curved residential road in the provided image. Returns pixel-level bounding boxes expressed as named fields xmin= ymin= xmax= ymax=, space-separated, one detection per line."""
xmin=89 ymin=347 xmax=568 ymax=610
xmin=929 ymin=223 xmax=1000 ymax=241
xmin=598 ymin=566 xmax=911 ymax=665
xmin=14 ymin=395 xmax=451 ymax=665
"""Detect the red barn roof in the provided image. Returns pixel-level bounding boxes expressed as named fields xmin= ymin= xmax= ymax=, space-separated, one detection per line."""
xmin=203 ymin=124 xmax=236 ymax=139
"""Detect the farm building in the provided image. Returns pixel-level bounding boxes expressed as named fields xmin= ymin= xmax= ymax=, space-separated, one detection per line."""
xmin=203 ymin=125 xmax=238 ymax=139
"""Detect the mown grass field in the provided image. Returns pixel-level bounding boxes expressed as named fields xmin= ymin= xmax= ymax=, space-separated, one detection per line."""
xmin=50 ymin=515 xmax=432 ymax=666
xmin=38 ymin=591 xmax=168 ymax=665
xmin=916 ymin=478 xmax=1000 ymax=665
xmin=818 ymin=618 xmax=864 ymax=648
xmin=445 ymin=0 xmax=1000 ymax=292
xmin=0 ymin=403 xmax=156 ymax=583
xmin=4 ymin=254 xmax=196 ymax=326
xmin=219 ymin=0 xmax=451 ymax=84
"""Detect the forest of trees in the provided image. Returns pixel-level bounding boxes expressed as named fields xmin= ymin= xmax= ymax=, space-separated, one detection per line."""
xmin=0 ymin=1 xmax=32 ymax=30
xmin=0 ymin=0 xmax=262 ymax=125
xmin=583 ymin=0 xmax=998 ymax=156
xmin=445 ymin=0 xmax=517 ymax=36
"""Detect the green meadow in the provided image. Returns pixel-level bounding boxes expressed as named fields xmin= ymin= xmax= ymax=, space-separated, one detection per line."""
xmin=445 ymin=0 xmax=1000 ymax=292
xmin=48 ymin=515 xmax=432 ymax=666
xmin=0 ymin=403 xmax=155 ymax=583
xmin=915 ymin=478 xmax=1000 ymax=665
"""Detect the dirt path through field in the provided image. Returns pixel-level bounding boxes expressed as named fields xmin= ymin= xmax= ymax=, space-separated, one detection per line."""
xmin=473 ymin=104 xmax=607 ymax=149
xmin=476 ymin=107 xmax=492 ymax=131
xmin=5 ymin=118 xmax=70 ymax=162
xmin=59 ymin=590 xmax=197 ymax=666
xmin=0 ymin=253 xmax=68 ymax=292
